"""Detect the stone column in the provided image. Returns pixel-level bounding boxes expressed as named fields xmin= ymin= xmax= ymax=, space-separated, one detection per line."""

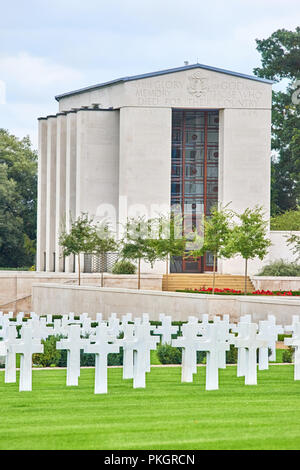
xmin=36 ymin=118 xmax=48 ymax=271
xmin=65 ymin=111 xmax=77 ymax=273
xmin=45 ymin=116 xmax=57 ymax=272
xmin=55 ymin=113 xmax=67 ymax=272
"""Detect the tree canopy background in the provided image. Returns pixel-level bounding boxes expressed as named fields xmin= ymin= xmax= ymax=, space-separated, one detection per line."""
xmin=0 ymin=128 xmax=37 ymax=268
xmin=254 ymin=27 xmax=300 ymax=216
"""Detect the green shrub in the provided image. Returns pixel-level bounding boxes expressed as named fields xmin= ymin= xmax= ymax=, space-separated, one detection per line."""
xmin=257 ymin=259 xmax=300 ymax=276
xmin=278 ymin=334 xmax=292 ymax=342
xmin=197 ymin=351 xmax=206 ymax=364
xmin=33 ymin=335 xmax=61 ymax=367
xmin=282 ymin=347 xmax=293 ymax=363
xmin=112 ymin=260 xmax=137 ymax=275
xmin=226 ymin=345 xmax=238 ymax=364
xmin=270 ymin=208 xmax=300 ymax=231
xmin=157 ymin=344 xmax=182 ymax=364
xmin=57 ymin=348 xmax=123 ymax=367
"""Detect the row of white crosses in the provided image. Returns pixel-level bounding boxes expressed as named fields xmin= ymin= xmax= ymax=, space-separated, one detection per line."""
xmin=57 ymin=315 xmax=160 ymax=393
xmin=0 ymin=311 xmax=180 ymax=394
xmin=1 ymin=310 xmax=300 ymax=394
xmin=172 ymin=314 xmax=235 ymax=390
xmin=0 ymin=311 xmax=96 ymax=392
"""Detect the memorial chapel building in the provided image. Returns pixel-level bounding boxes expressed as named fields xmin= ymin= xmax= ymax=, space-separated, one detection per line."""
xmin=36 ymin=63 xmax=273 ymax=276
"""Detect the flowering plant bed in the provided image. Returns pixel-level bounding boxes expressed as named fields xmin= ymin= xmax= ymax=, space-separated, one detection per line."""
xmin=176 ymin=287 xmax=300 ymax=296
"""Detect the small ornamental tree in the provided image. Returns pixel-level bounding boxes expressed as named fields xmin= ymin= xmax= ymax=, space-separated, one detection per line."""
xmin=120 ymin=216 xmax=157 ymax=290
xmin=59 ymin=213 xmax=95 ymax=285
xmin=230 ymin=207 xmax=271 ymax=294
xmin=91 ymin=221 xmax=118 ymax=287
xmin=286 ymin=233 xmax=300 ymax=262
xmin=151 ymin=213 xmax=186 ymax=290
xmin=188 ymin=205 xmax=234 ymax=295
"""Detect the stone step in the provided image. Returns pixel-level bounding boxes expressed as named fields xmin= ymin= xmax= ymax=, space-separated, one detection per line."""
xmin=162 ymin=274 xmax=254 ymax=292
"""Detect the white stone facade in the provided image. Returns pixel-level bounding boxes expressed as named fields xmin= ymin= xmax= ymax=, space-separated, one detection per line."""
xmin=37 ymin=64 xmax=273 ymax=275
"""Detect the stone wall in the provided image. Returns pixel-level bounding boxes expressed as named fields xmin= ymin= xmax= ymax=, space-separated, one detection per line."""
xmin=32 ymin=283 xmax=300 ymax=325
xmin=251 ymin=276 xmax=300 ymax=291
xmin=0 ymin=272 xmax=163 ymax=313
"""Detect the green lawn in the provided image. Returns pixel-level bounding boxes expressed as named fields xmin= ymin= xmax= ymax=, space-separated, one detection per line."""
xmin=1 ymin=365 xmax=300 ymax=450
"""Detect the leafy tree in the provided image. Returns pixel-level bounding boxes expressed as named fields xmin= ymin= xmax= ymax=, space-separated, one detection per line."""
xmin=120 ymin=216 xmax=157 ymax=290
xmin=91 ymin=221 xmax=118 ymax=287
xmin=254 ymin=28 xmax=300 ymax=214
xmin=270 ymin=207 xmax=300 ymax=230
xmin=230 ymin=207 xmax=271 ymax=294
xmin=0 ymin=129 xmax=37 ymax=267
xmin=0 ymin=164 xmax=25 ymax=267
xmin=286 ymin=233 xmax=300 ymax=262
xmin=254 ymin=27 xmax=300 ymax=82
xmin=188 ymin=205 xmax=234 ymax=294
xmin=59 ymin=213 xmax=95 ymax=285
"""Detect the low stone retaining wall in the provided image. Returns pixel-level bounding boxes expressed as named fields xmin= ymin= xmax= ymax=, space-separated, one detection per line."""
xmin=0 ymin=272 xmax=163 ymax=313
xmin=32 ymin=283 xmax=300 ymax=324
xmin=251 ymin=276 xmax=300 ymax=291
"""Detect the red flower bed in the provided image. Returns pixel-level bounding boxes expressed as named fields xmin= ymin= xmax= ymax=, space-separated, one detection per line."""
xmin=186 ymin=287 xmax=300 ymax=296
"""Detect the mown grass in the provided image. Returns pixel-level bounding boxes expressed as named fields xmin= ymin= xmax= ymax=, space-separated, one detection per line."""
xmin=0 ymin=365 xmax=300 ymax=450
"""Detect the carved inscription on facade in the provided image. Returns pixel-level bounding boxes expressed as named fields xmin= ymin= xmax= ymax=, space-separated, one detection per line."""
xmin=130 ymin=71 xmax=266 ymax=108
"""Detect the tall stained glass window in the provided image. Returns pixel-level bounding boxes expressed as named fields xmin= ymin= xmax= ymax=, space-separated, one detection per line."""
xmin=171 ymin=109 xmax=219 ymax=273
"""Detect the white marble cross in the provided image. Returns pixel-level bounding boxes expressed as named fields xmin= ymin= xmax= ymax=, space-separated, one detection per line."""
xmin=285 ymin=322 xmax=300 ymax=380
xmin=0 ymin=315 xmax=10 ymax=340
xmin=121 ymin=313 xmax=132 ymax=325
xmin=0 ymin=339 xmax=6 ymax=356
xmin=134 ymin=317 xmax=141 ymax=326
xmin=84 ymin=324 xmax=119 ymax=394
xmin=258 ymin=321 xmax=272 ymax=370
xmin=159 ymin=313 xmax=166 ymax=322
xmin=233 ymin=316 xmax=252 ymax=377
xmin=56 ymin=325 xmax=88 ymax=386
xmin=153 ymin=315 xmax=178 ymax=345
xmin=29 ymin=312 xmax=38 ymax=321
xmin=267 ymin=315 xmax=283 ymax=361
xmin=198 ymin=323 xmax=232 ymax=390
xmin=124 ymin=323 xmax=159 ymax=388
xmin=107 ymin=313 xmax=121 ymax=337
xmin=285 ymin=315 xmax=300 ymax=334
xmin=2 ymin=325 xmax=18 ymax=383
xmin=96 ymin=313 xmax=103 ymax=324
xmin=215 ymin=321 xmax=235 ymax=369
xmin=234 ymin=322 xmax=268 ymax=385
xmin=120 ymin=324 xmax=135 ymax=380
xmin=27 ymin=317 xmax=53 ymax=340
xmin=142 ymin=313 xmax=150 ymax=324
xmin=81 ymin=317 xmax=93 ymax=336
xmin=68 ymin=312 xmax=81 ymax=324
xmin=11 ymin=326 xmax=44 ymax=391
xmin=53 ymin=319 xmax=68 ymax=337
xmin=172 ymin=322 xmax=201 ymax=383
xmin=16 ymin=312 xmax=25 ymax=325
xmin=81 ymin=313 xmax=89 ymax=320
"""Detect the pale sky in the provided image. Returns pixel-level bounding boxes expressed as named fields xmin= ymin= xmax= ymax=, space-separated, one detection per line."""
xmin=0 ymin=0 xmax=299 ymax=149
